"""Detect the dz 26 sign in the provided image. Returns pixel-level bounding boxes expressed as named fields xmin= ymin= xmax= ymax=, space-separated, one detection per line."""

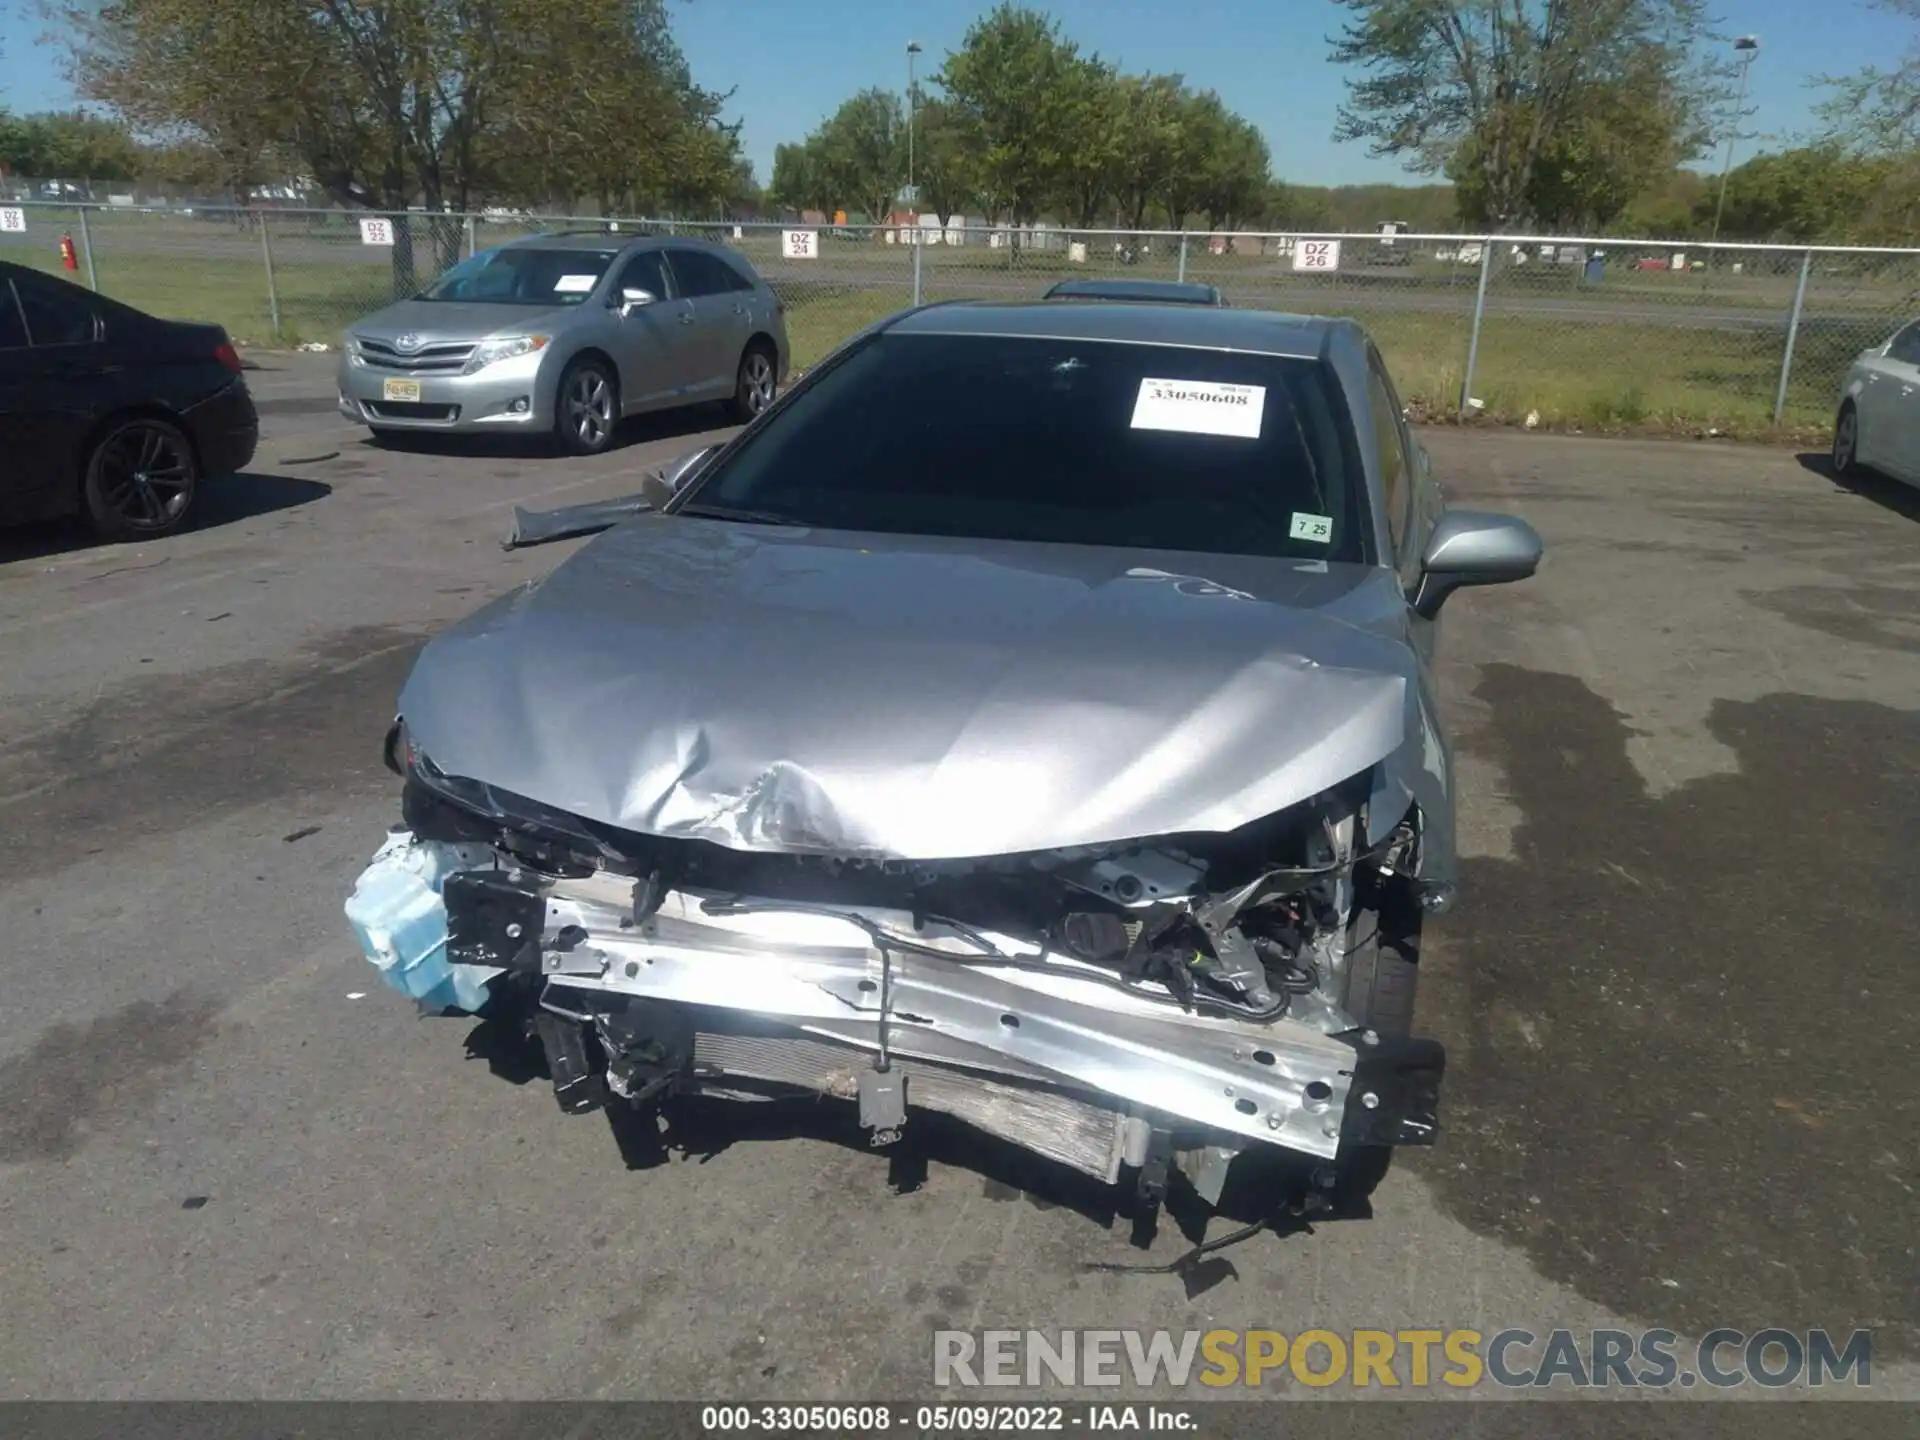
xmin=1292 ymin=239 xmax=1341 ymax=272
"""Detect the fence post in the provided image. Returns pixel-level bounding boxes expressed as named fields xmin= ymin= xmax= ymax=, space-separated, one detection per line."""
xmin=1176 ymin=233 xmax=1188 ymax=283
xmin=259 ymin=211 xmax=283 ymax=343
xmin=464 ymin=214 xmax=476 ymax=259
xmin=911 ymin=229 xmax=923 ymax=307
xmin=76 ymin=205 xmax=99 ymax=291
xmin=1459 ymin=239 xmax=1495 ymax=415
xmin=1773 ymin=248 xmax=1813 ymax=428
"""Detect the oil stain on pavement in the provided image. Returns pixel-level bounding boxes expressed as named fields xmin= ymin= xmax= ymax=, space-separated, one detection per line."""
xmin=1416 ymin=664 xmax=1920 ymax=1354
xmin=2 ymin=625 xmax=424 ymax=883
xmin=0 ymin=990 xmax=224 ymax=1163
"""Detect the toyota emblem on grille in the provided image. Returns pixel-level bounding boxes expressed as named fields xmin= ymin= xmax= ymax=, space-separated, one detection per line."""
xmin=394 ymin=333 xmax=423 ymax=352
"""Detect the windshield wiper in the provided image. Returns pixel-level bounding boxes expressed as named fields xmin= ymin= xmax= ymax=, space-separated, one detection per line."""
xmin=675 ymin=503 xmax=809 ymax=527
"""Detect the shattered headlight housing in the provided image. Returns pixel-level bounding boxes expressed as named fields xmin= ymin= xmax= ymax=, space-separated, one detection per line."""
xmin=461 ymin=334 xmax=549 ymax=374
xmin=382 ymin=717 xmax=428 ymax=777
xmin=383 ymin=718 xmax=608 ymax=872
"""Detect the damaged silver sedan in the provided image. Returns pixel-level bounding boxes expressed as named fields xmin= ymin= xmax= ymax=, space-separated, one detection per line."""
xmin=347 ymin=301 xmax=1541 ymax=1221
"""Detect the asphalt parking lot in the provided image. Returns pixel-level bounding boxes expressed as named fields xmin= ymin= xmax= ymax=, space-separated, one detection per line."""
xmin=1 ymin=352 xmax=1915 ymax=1407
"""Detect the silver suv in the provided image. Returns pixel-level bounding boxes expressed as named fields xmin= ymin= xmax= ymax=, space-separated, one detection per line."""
xmin=336 ymin=233 xmax=790 ymax=454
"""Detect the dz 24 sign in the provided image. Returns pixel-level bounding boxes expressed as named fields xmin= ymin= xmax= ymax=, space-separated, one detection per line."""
xmin=783 ymin=229 xmax=818 ymax=260
xmin=1292 ymin=239 xmax=1341 ymax=273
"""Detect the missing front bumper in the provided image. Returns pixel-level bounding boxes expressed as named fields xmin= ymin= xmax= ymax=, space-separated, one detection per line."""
xmin=346 ymin=834 xmax=1444 ymax=1188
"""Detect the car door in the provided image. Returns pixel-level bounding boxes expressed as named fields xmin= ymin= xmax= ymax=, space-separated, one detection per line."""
xmin=1363 ymin=347 xmax=1429 ymax=641
xmin=0 ymin=278 xmax=54 ymax=517
xmin=605 ymin=247 xmax=684 ymax=412
xmin=1364 ymin=344 xmax=1456 ymax=869
xmin=1875 ymin=321 xmax=1920 ymax=483
xmin=9 ymin=270 xmax=109 ymax=512
xmin=1851 ymin=322 xmax=1913 ymax=476
xmin=662 ymin=248 xmax=750 ymax=399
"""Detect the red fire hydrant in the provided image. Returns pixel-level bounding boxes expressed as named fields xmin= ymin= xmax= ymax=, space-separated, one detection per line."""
xmin=59 ymin=232 xmax=78 ymax=271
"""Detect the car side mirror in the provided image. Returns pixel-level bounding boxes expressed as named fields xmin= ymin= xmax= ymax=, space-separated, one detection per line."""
xmin=636 ymin=444 xmax=719 ymax=509
xmin=618 ymin=287 xmax=657 ymax=315
xmin=1409 ymin=510 xmax=1542 ymax=620
xmin=658 ymin=444 xmax=717 ymax=490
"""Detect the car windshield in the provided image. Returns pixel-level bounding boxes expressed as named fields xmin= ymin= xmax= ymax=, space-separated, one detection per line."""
xmin=419 ymin=247 xmax=617 ymax=305
xmin=678 ymin=331 xmax=1369 ymax=563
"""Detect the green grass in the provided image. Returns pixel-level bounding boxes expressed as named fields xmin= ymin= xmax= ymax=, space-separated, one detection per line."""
xmin=7 ymin=237 xmax=1875 ymax=438
xmin=780 ymin=286 xmax=1845 ymax=435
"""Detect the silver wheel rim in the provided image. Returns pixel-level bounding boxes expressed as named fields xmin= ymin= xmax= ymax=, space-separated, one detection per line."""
xmin=1833 ymin=412 xmax=1855 ymax=470
xmin=742 ymin=352 xmax=775 ymax=413
xmin=566 ymin=370 xmax=613 ymax=448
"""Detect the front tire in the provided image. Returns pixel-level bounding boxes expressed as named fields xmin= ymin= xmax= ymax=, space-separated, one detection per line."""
xmin=82 ymin=416 xmax=200 ymax=540
xmin=555 ymin=359 xmax=619 ymax=456
xmin=1329 ymin=884 xmax=1424 ymax=1207
xmin=1832 ymin=401 xmax=1860 ymax=477
xmin=727 ymin=342 xmax=778 ymax=424
xmin=1339 ymin=887 xmax=1422 ymax=1040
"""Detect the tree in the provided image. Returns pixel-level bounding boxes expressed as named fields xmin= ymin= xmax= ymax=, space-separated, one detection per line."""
xmin=1617 ymin=167 xmax=1707 ymax=236
xmin=1049 ymin=57 xmax=1123 ymax=227
xmin=1330 ymin=0 xmax=1721 ymax=229
xmin=1107 ymin=73 xmax=1185 ymax=231
xmin=765 ymin=90 xmax=902 ymax=223
xmin=494 ymin=0 xmax=740 ymax=217
xmin=1816 ymin=0 xmax=1920 ymax=243
xmin=1819 ymin=0 xmax=1919 ymax=155
xmin=768 ymin=141 xmax=829 ymax=215
xmin=1695 ymin=146 xmax=1896 ymax=242
xmin=54 ymin=0 xmax=299 ymax=203
xmin=812 ymin=87 xmax=905 ymax=224
xmin=1262 ymin=180 xmax=1336 ymax=230
xmin=1448 ymin=72 xmax=1710 ymax=231
xmin=0 ymin=109 xmax=145 ymax=187
xmin=1193 ymin=106 xmax=1271 ymax=230
xmin=907 ymin=96 xmax=977 ymax=223
xmin=1155 ymin=89 xmax=1223 ymax=228
xmin=56 ymin=0 xmax=735 ymax=286
xmin=935 ymin=4 xmax=1098 ymax=225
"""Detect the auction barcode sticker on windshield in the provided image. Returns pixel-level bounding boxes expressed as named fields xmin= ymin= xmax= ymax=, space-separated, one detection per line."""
xmin=1130 ymin=378 xmax=1265 ymax=439
xmin=553 ymin=274 xmax=598 ymax=293
xmin=1290 ymin=512 xmax=1333 ymax=543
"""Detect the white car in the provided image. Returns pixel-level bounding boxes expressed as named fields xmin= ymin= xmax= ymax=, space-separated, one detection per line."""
xmin=1833 ymin=319 xmax=1920 ymax=487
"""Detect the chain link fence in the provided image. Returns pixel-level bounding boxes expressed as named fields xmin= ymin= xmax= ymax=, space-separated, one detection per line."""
xmin=3 ymin=201 xmax=1916 ymax=433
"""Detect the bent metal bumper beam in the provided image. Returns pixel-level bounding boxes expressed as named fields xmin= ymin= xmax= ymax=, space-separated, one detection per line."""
xmin=531 ymin=880 xmax=1369 ymax=1160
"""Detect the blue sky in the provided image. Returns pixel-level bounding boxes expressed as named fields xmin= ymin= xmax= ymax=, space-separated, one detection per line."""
xmin=1 ymin=0 xmax=1910 ymax=187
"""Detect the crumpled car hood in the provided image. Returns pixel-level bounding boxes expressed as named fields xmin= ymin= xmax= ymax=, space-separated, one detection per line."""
xmin=399 ymin=516 xmax=1434 ymax=861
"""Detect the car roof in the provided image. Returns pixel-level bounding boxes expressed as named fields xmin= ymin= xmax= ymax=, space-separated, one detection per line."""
xmin=1044 ymin=278 xmax=1224 ymax=306
xmin=884 ymin=300 xmax=1347 ymax=361
xmin=496 ymin=231 xmax=731 ymax=254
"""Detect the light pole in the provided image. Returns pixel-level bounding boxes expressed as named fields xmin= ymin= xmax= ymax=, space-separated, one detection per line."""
xmin=1709 ymin=35 xmax=1761 ymax=253
xmin=906 ymin=40 xmax=923 ymax=204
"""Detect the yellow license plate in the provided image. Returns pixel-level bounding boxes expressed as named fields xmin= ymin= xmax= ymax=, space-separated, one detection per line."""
xmin=382 ymin=378 xmax=422 ymax=402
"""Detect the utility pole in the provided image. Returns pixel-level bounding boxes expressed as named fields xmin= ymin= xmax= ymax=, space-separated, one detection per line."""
xmin=1709 ymin=35 xmax=1761 ymax=252
xmin=906 ymin=39 xmax=923 ymax=203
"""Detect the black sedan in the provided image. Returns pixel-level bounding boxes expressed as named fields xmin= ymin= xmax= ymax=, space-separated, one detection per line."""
xmin=0 ymin=261 xmax=259 ymax=538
